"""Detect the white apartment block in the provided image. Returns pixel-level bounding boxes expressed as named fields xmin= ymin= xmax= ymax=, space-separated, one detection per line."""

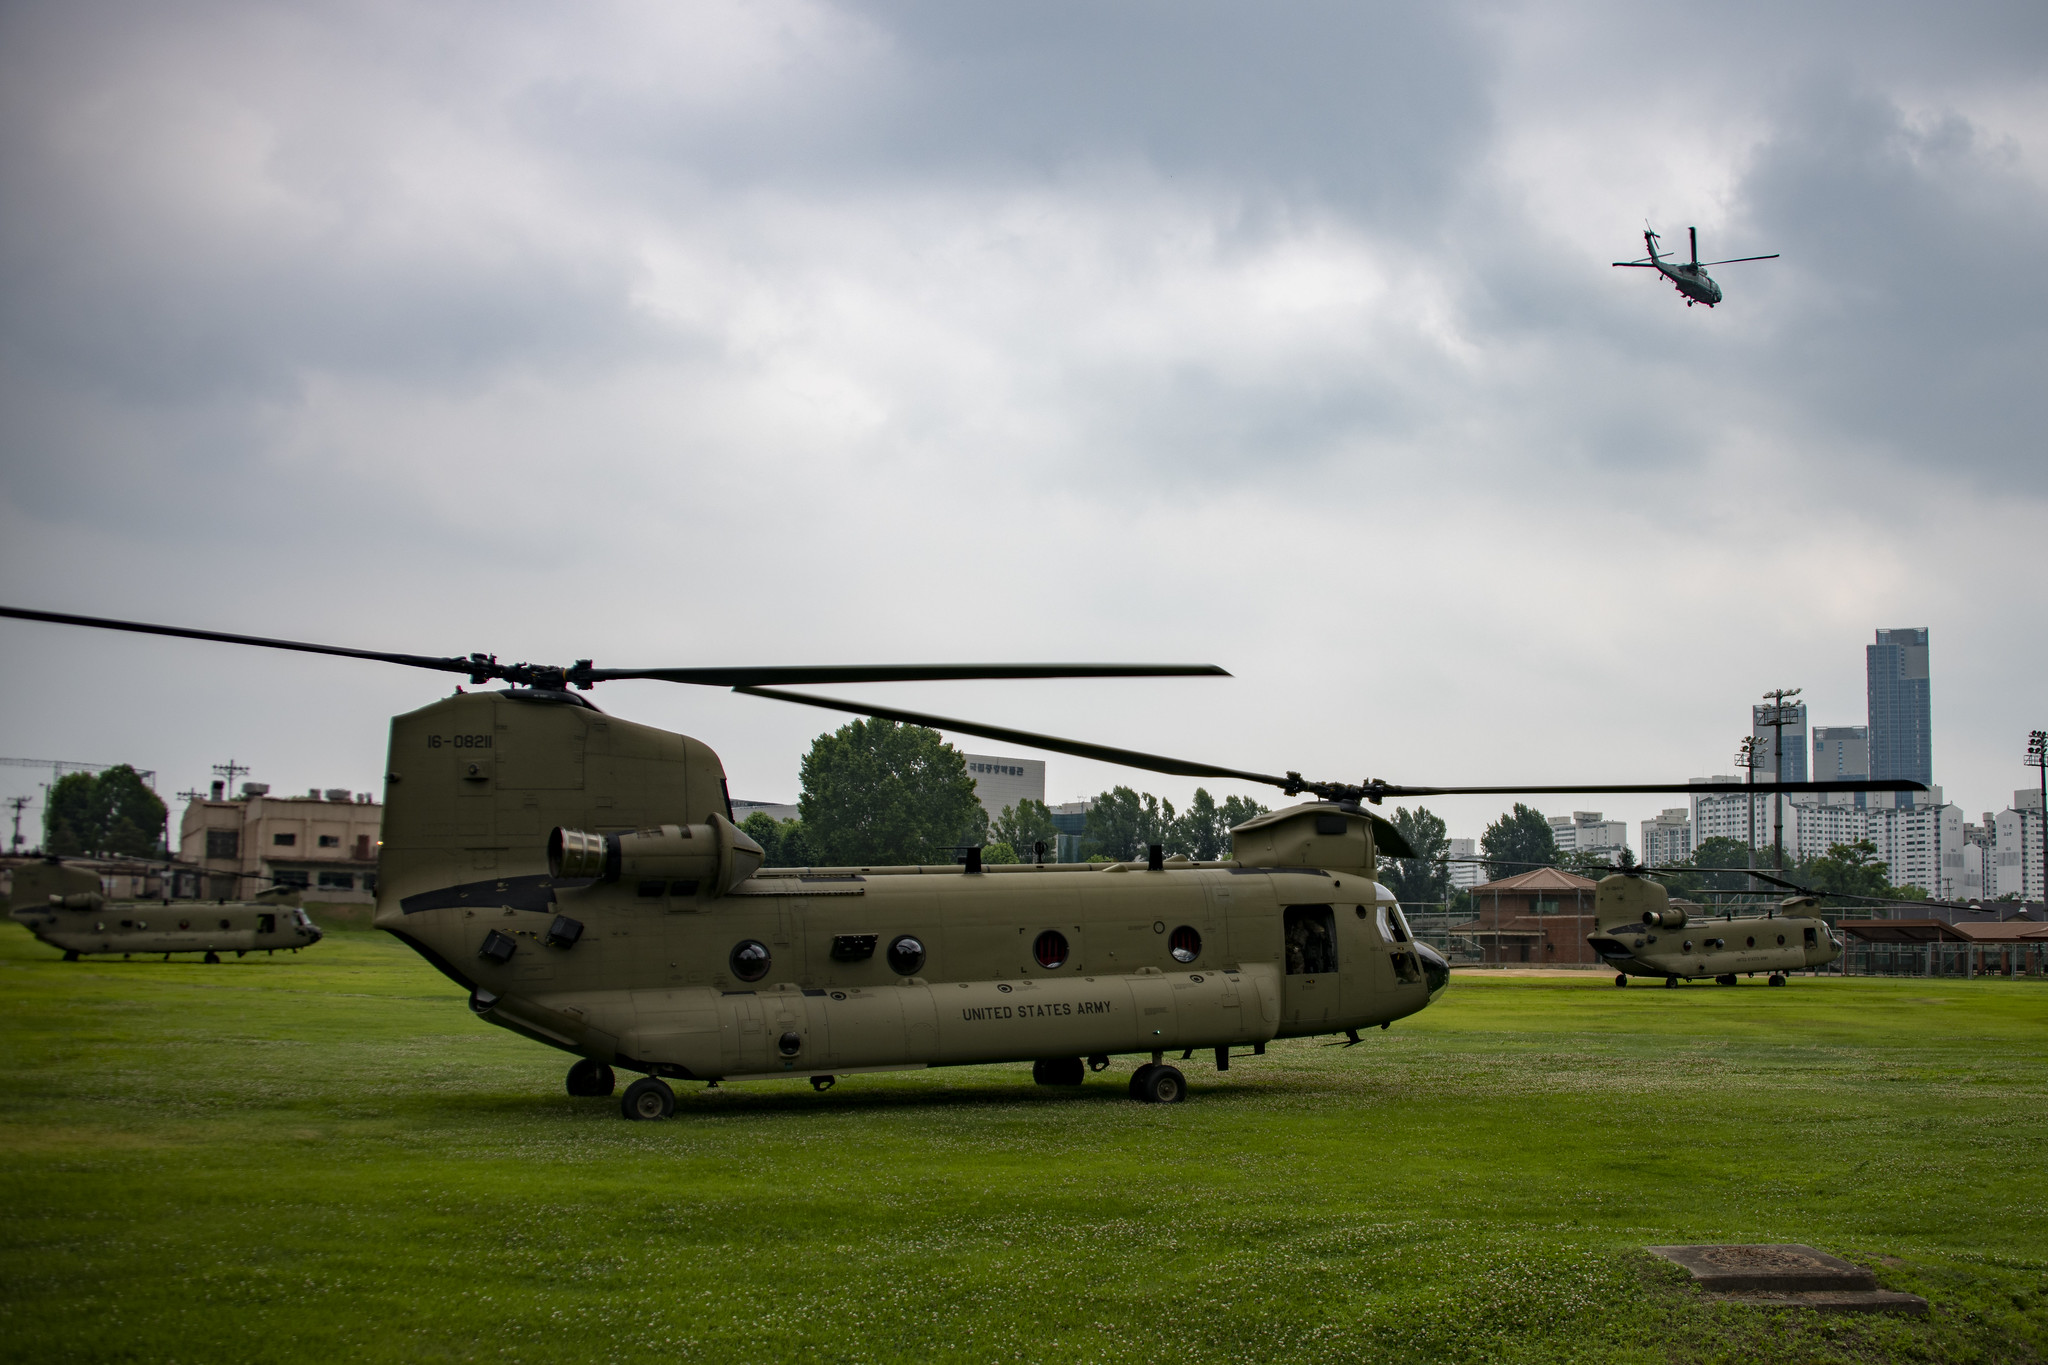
xmin=1640 ymin=809 xmax=1692 ymax=866
xmin=1993 ymin=790 xmax=2044 ymax=901
xmin=1549 ymin=811 xmax=1629 ymax=857
xmin=1692 ymin=782 xmax=1784 ymax=848
xmin=1446 ymin=837 xmax=1485 ymax=891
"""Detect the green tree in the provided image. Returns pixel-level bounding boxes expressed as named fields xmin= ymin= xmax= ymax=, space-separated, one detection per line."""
xmin=982 ymin=842 xmax=1021 ymax=864
xmin=1380 ymin=806 xmax=1450 ymax=908
xmin=1216 ymin=795 xmax=1269 ymax=853
xmin=1479 ymin=803 xmax=1555 ymax=881
xmin=991 ymin=799 xmax=1059 ymax=862
xmin=1084 ymin=787 xmax=1189 ymax=860
xmin=739 ymin=812 xmax=817 ymax=868
xmin=1172 ymin=788 xmax=1224 ymax=860
xmin=44 ymin=765 xmax=166 ymax=857
xmin=798 ymin=719 xmax=986 ymax=866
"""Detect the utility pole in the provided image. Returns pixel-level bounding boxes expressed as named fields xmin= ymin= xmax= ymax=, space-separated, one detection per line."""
xmin=1735 ymin=735 xmax=1764 ymax=893
xmin=2028 ymin=730 xmax=2046 ymax=906
xmin=5 ymin=795 xmax=27 ymax=854
xmin=211 ymin=760 xmax=250 ymax=796
xmin=1758 ymin=687 xmax=1803 ymax=871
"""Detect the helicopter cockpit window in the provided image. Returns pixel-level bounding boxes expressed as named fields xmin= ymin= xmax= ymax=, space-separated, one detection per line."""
xmin=1284 ymin=906 xmax=1337 ymax=976
xmin=1374 ymin=906 xmax=1410 ymax=944
xmin=730 ymin=940 xmax=771 ymax=982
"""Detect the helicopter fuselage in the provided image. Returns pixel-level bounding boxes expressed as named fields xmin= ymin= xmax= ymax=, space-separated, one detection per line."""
xmin=1587 ymin=912 xmax=1838 ymax=983
xmin=6 ymin=859 xmax=324 ymax=961
xmin=1658 ymin=262 xmax=1723 ymax=307
xmin=375 ymin=691 xmax=1446 ymax=1088
xmin=1583 ymin=872 xmax=1839 ymax=985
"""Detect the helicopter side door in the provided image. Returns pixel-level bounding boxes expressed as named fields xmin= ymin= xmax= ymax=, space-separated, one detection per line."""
xmin=1280 ymin=903 xmax=1339 ymax=1034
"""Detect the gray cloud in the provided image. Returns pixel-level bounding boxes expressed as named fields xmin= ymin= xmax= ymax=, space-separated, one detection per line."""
xmin=0 ymin=0 xmax=2042 ymax=844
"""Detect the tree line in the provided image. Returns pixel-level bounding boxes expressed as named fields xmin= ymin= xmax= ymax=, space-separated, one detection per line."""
xmin=736 ymin=718 xmax=1269 ymax=868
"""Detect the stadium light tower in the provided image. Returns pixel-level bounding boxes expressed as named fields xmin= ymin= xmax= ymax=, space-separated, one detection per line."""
xmin=2028 ymin=730 xmax=2046 ymax=904
xmin=1759 ymin=687 xmax=1803 ymax=871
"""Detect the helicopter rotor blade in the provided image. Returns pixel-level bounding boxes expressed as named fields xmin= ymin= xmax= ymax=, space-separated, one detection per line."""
xmin=1699 ymin=254 xmax=1779 ymax=265
xmin=0 ymin=605 xmax=482 ymax=676
xmin=734 ymin=686 xmax=1295 ymax=788
xmin=1689 ymin=226 xmax=1699 ymax=267
xmin=735 ymin=685 xmax=1928 ymax=805
xmin=1612 ymin=261 xmax=1659 ymax=267
xmin=591 ymin=662 xmax=1230 ymax=686
xmin=0 ymin=605 xmax=1228 ymax=691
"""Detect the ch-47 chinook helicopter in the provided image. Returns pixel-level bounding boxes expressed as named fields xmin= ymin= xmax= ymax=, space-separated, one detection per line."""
xmin=5 ymin=857 xmax=323 ymax=962
xmin=0 ymin=604 xmax=1923 ymax=1119
xmin=1613 ymin=226 xmax=1778 ymax=307
xmin=1586 ymin=871 xmax=1838 ymax=988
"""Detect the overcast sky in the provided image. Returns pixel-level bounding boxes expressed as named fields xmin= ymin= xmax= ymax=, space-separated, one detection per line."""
xmin=2 ymin=0 xmax=2043 ymax=852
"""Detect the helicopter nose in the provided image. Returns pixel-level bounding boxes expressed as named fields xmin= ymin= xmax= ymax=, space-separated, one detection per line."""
xmin=1416 ymin=941 xmax=1450 ymax=1000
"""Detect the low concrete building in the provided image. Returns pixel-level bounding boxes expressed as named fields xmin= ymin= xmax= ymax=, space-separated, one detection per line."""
xmin=178 ymin=782 xmax=381 ymax=901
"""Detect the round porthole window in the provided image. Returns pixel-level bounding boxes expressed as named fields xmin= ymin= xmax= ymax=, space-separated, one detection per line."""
xmin=1169 ymin=926 xmax=1202 ymax=963
xmin=219 ymin=919 xmax=231 ymax=930
xmin=1682 ymin=940 xmax=1693 ymax=953
xmin=887 ymin=935 xmax=925 ymax=975
xmin=778 ymin=1031 xmax=802 ymax=1057
xmin=178 ymin=919 xmax=191 ymax=930
xmin=1034 ymin=930 xmax=1069 ymax=969
xmin=1777 ymin=934 xmax=1786 ymax=946
xmin=1746 ymin=936 xmax=1755 ymax=948
xmin=730 ymin=939 xmax=771 ymax=982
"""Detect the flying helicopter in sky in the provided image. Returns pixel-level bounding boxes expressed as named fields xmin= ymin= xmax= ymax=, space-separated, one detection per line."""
xmin=1614 ymin=226 xmax=1778 ymax=307
xmin=0 ymin=604 xmax=1923 ymax=1119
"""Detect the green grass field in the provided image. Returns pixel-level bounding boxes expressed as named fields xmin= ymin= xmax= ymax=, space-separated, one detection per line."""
xmin=2 ymin=920 xmax=2043 ymax=1365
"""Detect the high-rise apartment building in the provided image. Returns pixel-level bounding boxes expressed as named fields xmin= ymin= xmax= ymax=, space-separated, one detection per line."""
xmin=1549 ymin=811 xmax=1629 ymax=858
xmin=1640 ymin=809 xmax=1692 ymax=866
xmin=1867 ymin=627 xmax=1932 ymax=792
xmin=1446 ymin=837 xmax=1486 ymax=891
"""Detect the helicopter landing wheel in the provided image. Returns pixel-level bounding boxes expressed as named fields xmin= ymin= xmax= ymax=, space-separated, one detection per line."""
xmin=1716 ymin=974 xmax=1738 ymax=986
xmin=1032 ymin=1057 xmax=1085 ymax=1087
xmin=1614 ymin=974 xmax=1628 ymax=987
xmin=1664 ymin=976 xmax=1677 ymax=989
xmin=810 ymin=1074 xmax=835 ymax=1092
xmin=1768 ymin=973 xmax=1786 ymax=987
xmin=203 ymin=951 xmax=220 ymax=964
xmin=620 ymin=1076 xmax=675 ymax=1121
xmin=1131 ymin=1064 xmax=1187 ymax=1105
xmin=62 ymin=950 xmax=79 ymax=962
xmin=566 ymin=1058 xmax=616 ymax=1098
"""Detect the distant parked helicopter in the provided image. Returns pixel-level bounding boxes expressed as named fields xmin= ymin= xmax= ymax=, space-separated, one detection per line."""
xmin=6 ymin=857 xmax=323 ymax=963
xmin=1585 ymin=872 xmax=1837 ymax=987
xmin=1614 ymin=226 xmax=1777 ymax=307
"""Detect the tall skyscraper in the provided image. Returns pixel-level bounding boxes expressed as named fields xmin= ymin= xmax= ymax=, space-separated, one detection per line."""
xmin=1752 ymin=700 xmax=1808 ymax=783
xmin=1867 ymin=627 xmax=1932 ymax=791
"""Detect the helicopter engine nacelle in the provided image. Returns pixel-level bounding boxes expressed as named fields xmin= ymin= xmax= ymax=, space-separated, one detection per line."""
xmin=1595 ymin=873 xmax=1687 ymax=929
xmin=549 ymin=815 xmax=765 ymax=899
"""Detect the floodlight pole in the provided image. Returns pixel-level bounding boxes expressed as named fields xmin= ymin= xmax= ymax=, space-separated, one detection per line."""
xmin=1760 ymin=687 xmax=1802 ymax=872
xmin=1735 ymin=735 xmax=1764 ymax=893
xmin=2028 ymin=730 xmax=2046 ymax=906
